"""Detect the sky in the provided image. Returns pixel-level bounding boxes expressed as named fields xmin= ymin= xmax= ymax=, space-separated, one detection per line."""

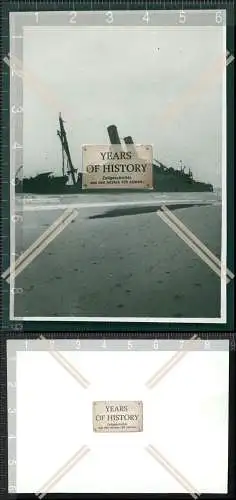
xmin=20 ymin=22 xmax=225 ymax=186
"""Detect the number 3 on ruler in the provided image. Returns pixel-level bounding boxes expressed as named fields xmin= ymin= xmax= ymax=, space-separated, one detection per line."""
xmin=105 ymin=11 xmax=113 ymax=24
xmin=215 ymin=11 xmax=223 ymax=24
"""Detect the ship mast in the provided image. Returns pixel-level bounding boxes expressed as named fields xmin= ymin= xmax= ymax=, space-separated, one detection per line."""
xmin=57 ymin=113 xmax=77 ymax=185
xmin=57 ymin=129 xmax=65 ymax=176
xmin=15 ymin=165 xmax=23 ymax=179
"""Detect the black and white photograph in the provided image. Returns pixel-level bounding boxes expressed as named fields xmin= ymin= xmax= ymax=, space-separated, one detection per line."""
xmin=9 ymin=11 xmax=228 ymax=322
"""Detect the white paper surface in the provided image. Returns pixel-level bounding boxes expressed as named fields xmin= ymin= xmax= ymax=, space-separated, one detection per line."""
xmin=16 ymin=349 xmax=229 ymax=493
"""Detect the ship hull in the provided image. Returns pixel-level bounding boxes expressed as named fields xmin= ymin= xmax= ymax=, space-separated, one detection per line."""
xmin=16 ymin=168 xmax=213 ymax=194
xmin=153 ymin=183 xmax=213 ymax=192
xmin=16 ymin=174 xmax=69 ymax=194
xmin=152 ymin=170 xmax=213 ymax=192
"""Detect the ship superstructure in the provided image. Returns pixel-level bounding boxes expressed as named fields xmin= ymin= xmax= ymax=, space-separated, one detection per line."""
xmin=16 ymin=116 xmax=213 ymax=193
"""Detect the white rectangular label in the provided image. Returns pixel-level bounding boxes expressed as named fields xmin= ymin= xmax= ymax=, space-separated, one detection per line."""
xmin=82 ymin=145 xmax=153 ymax=189
xmin=93 ymin=400 xmax=143 ymax=433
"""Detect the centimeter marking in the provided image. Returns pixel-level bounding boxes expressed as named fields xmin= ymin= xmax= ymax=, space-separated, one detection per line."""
xmin=2 ymin=0 xmax=235 ymax=7
xmin=2 ymin=325 xmax=236 ymax=339
xmin=6 ymin=337 xmax=234 ymax=350
xmin=7 ymin=340 xmax=17 ymax=495
xmin=7 ymin=9 xmax=228 ymax=29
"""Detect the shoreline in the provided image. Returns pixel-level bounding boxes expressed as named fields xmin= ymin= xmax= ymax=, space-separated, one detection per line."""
xmin=13 ymin=204 xmax=222 ymax=320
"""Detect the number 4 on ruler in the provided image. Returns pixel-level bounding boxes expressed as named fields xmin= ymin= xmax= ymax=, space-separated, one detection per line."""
xmin=142 ymin=11 xmax=149 ymax=24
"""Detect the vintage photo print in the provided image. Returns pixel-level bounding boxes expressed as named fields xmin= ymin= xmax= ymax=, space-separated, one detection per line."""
xmin=8 ymin=10 xmax=229 ymax=323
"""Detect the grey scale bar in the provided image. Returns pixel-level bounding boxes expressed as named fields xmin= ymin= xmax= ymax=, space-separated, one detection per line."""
xmin=6 ymin=338 xmax=230 ymax=352
xmin=10 ymin=10 xmax=228 ymax=27
xmin=7 ymin=342 xmax=17 ymax=494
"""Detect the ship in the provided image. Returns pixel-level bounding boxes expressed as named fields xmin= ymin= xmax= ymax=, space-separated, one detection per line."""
xmin=121 ymin=134 xmax=213 ymax=193
xmin=15 ymin=117 xmax=213 ymax=194
xmin=21 ymin=172 xmax=68 ymax=194
xmin=152 ymin=159 xmax=213 ymax=192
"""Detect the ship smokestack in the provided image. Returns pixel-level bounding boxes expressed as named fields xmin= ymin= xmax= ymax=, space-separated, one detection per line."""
xmin=107 ymin=125 xmax=121 ymax=145
xmin=124 ymin=136 xmax=134 ymax=144
xmin=124 ymin=135 xmax=138 ymax=158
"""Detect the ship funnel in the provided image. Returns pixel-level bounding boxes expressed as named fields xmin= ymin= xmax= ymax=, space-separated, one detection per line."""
xmin=124 ymin=135 xmax=138 ymax=158
xmin=124 ymin=136 xmax=134 ymax=144
xmin=107 ymin=125 xmax=122 ymax=145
